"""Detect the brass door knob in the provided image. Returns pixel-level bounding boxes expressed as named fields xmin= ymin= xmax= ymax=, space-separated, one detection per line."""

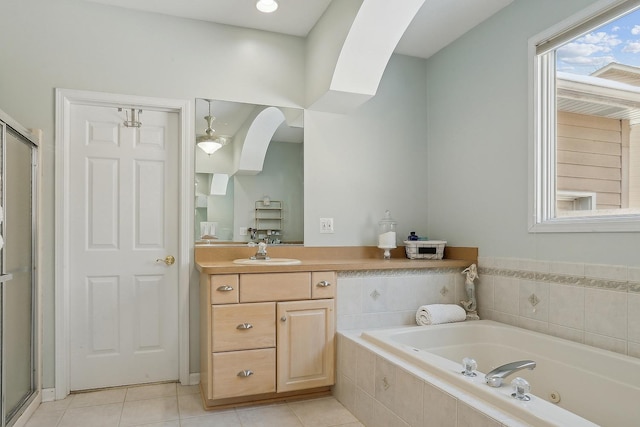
xmin=156 ymin=255 xmax=175 ymax=266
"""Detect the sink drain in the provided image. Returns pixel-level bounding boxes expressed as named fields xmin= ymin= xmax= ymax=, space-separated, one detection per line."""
xmin=549 ymin=391 xmax=561 ymax=403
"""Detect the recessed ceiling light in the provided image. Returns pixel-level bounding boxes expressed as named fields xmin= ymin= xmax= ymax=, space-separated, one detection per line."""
xmin=256 ymin=0 xmax=278 ymax=13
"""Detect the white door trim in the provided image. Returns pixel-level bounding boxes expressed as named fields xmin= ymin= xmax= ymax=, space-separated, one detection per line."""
xmin=54 ymin=89 xmax=194 ymax=400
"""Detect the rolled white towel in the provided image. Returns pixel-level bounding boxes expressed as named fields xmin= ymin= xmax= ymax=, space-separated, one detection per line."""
xmin=416 ymin=304 xmax=466 ymax=326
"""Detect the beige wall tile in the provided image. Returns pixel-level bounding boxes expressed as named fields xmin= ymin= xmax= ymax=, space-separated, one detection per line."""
xmin=356 ymin=346 xmax=376 ymax=396
xmin=354 ymin=388 xmax=375 ymax=427
xmin=518 ymin=280 xmax=549 ymax=322
xmin=627 ymin=293 xmax=640 ymax=343
xmin=547 ymin=324 xmax=584 ymax=344
xmin=423 ymin=383 xmax=456 ymax=427
xmin=334 ymin=373 xmax=356 ymax=414
xmin=493 ymin=276 xmax=519 ymax=315
xmin=374 ymin=356 xmax=396 ymax=410
xmin=394 ymin=368 xmax=423 ymax=427
xmin=373 ymin=402 xmax=409 ymax=427
xmin=548 ymin=283 xmax=584 ymax=330
xmin=584 ymin=332 xmax=627 ymax=355
xmin=585 ymin=288 xmax=627 ymax=339
xmin=338 ymin=337 xmax=358 ymax=380
xmin=476 ymin=274 xmax=494 ymax=311
xmin=457 ymin=402 xmax=501 ymax=427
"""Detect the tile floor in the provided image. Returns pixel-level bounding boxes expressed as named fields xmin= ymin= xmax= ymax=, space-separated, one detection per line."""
xmin=24 ymin=383 xmax=363 ymax=427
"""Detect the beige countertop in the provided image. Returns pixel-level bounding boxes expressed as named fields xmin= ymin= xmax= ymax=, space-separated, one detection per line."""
xmin=195 ymin=245 xmax=477 ymax=274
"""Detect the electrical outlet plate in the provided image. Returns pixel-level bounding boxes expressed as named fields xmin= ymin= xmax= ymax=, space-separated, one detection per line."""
xmin=320 ymin=218 xmax=334 ymax=233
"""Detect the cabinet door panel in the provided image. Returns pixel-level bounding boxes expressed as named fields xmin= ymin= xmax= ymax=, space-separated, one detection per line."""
xmin=212 ymin=302 xmax=275 ymax=352
xmin=277 ymin=299 xmax=335 ymax=392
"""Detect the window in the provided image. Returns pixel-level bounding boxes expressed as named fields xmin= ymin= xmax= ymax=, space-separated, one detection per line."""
xmin=531 ymin=0 xmax=640 ymax=232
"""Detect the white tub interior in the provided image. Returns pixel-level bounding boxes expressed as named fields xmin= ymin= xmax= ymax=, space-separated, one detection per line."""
xmin=361 ymin=320 xmax=639 ymax=427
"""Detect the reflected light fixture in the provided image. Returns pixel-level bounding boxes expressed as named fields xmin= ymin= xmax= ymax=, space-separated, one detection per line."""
xmin=196 ymin=100 xmax=223 ymax=155
xmin=256 ymin=0 xmax=278 ymax=13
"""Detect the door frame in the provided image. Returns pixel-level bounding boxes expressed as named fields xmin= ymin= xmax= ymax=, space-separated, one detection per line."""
xmin=54 ymin=89 xmax=194 ymax=400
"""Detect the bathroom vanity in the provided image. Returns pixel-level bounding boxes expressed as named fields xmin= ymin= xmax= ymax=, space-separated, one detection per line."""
xmin=196 ymin=244 xmax=477 ymax=410
xmin=199 ymin=269 xmax=336 ymax=409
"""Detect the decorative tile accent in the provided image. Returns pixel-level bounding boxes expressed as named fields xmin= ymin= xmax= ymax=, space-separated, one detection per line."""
xmin=370 ymin=289 xmax=381 ymax=300
xmin=381 ymin=376 xmax=391 ymax=391
xmin=528 ymin=293 xmax=539 ymax=307
xmin=440 ymin=286 xmax=449 ymax=296
xmin=338 ymin=268 xmax=464 ymax=278
xmin=479 ymin=267 xmax=629 ymax=292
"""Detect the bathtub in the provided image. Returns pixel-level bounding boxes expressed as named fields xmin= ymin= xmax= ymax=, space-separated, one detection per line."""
xmin=359 ymin=320 xmax=639 ymax=427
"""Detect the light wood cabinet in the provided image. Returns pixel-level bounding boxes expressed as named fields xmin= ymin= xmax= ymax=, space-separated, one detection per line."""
xmin=200 ymin=271 xmax=336 ymax=409
xmin=211 ymin=348 xmax=276 ymax=399
xmin=211 ymin=302 xmax=275 ymax=352
xmin=277 ymin=299 xmax=335 ymax=392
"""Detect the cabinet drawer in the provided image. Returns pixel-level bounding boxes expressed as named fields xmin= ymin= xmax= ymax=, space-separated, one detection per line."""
xmin=212 ymin=303 xmax=275 ymax=352
xmin=311 ymin=272 xmax=336 ymax=299
xmin=240 ymin=272 xmax=311 ymax=302
xmin=212 ymin=348 xmax=276 ymax=399
xmin=210 ymin=275 xmax=239 ymax=304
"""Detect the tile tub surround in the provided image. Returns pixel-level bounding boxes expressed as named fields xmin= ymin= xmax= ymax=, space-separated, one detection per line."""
xmin=335 ymin=331 xmax=528 ymax=427
xmin=336 ymin=269 xmax=470 ymax=331
xmin=476 ymin=257 xmax=640 ymax=358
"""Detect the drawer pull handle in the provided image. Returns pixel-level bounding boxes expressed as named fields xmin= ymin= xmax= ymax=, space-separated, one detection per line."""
xmin=316 ymin=280 xmax=332 ymax=287
xmin=217 ymin=285 xmax=234 ymax=292
xmin=236 ymin=323 xmax=253 ymax=330
xmin=237 ymin=370 xmax=254 ymax=378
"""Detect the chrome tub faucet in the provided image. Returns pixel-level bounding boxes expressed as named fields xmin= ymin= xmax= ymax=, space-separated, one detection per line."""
xmin=485 ymin=360 xmax=536 ymax=387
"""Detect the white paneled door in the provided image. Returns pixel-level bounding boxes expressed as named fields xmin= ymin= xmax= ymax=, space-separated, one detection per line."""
xmin=68 ymin=104 xmax=179 ymax=390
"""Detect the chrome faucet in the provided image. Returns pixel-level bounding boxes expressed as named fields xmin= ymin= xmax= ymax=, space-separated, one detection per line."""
xmin=485 ymin=360 xmax=536 ymax=387
xmin=250 ymin=241 xmax=270 ymax=260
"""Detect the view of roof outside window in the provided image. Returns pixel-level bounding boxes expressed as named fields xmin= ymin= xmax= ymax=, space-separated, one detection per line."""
xmin=555 ymin=7 xmax=640 ymax=217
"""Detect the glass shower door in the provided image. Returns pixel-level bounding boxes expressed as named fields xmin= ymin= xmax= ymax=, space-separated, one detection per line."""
xmin=0 ymin=122 xmax=37 ymax=427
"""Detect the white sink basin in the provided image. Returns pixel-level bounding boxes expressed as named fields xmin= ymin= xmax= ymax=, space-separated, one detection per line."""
xmin=232 ymin=258 xmax=302 ymax=266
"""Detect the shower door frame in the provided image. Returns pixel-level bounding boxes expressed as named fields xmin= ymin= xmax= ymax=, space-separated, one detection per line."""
xmin=0 ymin=110 xmax=40 ymax=427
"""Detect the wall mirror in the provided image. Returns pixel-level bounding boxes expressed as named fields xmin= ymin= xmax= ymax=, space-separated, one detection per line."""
xmin=194 ymin=98 xmax=304 ymax=245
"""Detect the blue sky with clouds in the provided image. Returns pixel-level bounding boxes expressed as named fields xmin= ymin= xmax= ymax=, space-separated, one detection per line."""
xmin=557 ymin=8 xmax=640 ymax=75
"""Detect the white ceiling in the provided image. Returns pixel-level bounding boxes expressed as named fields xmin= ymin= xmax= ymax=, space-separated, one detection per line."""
xmin=84 ymin=0 xmax=512 ymax=59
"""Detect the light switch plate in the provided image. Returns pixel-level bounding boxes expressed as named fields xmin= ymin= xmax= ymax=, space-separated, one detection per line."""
xmin=320 ymin=218 xmax=334 ymax=233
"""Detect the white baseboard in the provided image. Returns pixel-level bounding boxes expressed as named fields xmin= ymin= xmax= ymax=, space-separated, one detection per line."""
xmin=41 ymin=388 xmax=56 ymax=402
xmin=188 ymin=373 xmax=200 ymax=385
